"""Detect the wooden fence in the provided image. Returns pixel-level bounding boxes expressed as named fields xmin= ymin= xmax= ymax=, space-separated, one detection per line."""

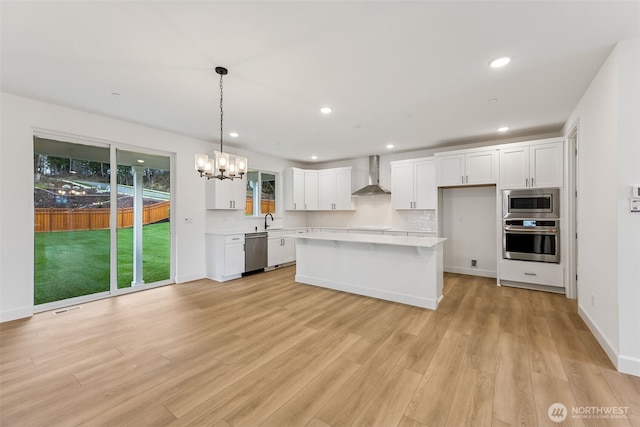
xmin=245 ymin=199 xmax=275 ymax=215
xmin=34 ymin=201 xmax=170 ymax=232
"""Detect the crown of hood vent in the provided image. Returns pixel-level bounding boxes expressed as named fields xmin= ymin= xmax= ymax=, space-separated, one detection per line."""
xmin=352 ymin=155 xmax=391 ymax=196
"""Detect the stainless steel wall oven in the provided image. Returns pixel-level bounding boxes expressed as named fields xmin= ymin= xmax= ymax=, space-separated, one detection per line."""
xmin=502 ymin=188 xmax=560 ymax=264
xmin=503 ymin=219 xmax=560 ymax=263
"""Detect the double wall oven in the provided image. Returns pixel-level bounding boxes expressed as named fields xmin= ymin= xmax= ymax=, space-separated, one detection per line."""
xmin=502 ymin=188 xmax=560 ymax=263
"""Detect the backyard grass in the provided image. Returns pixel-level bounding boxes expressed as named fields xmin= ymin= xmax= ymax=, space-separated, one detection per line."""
xmin=34 ymin=222 xmax=170 ymax=305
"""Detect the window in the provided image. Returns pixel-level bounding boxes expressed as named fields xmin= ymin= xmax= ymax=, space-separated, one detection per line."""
xmin=245 ymin=170 xmax=277 ymax=216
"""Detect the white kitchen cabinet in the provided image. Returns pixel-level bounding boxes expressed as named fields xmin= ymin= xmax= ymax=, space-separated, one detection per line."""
xmin=390 ymin=157 xmax=436 ymax=209
xmin=499 ymin=140 xmax=564 ymax=189
xmin=205 ymin=234 xmax=245 ymax=282
xmin=267 ymin=230 xmax=295 ymax=266
xmin=205 ymin=176 xmax=246 ymax=210
xmin=283 ymin=168 xmax=307 ymax=210
xmin=436 ymin=149 xmax=498 ymax=187
xmin=285 ymin=167 xmax=351 ymax=211
xmin=304 ymin=171 xmax=318 ymax=210
xmin=499 ymin=259 xmax=564 ymax=288
xmin=318 ymin=167 xmax=353 ymax=210
xmin=283 ymin=168 xmax=319 ymax=210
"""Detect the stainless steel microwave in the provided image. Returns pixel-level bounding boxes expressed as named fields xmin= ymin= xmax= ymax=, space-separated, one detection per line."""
xmin=503 ymin=188 xmax=559 ymax=219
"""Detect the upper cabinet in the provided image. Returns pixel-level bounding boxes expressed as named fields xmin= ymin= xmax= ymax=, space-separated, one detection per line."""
xmin=499 ymin=140 xmax=564 ymax=189
xmin=284 ymin=167 xmax=352 ymax=211
xmin=283 ymin=168 xmax=316 ymax=210
xmin=318 ymin=167 xmax=353 ymax=210
xmin=390 ymin=157 xmax=436 ymax=210
xmin=436 ymin=149 xmax=498 ymax=187
xmin=205 ymin=176 xmax=246 ymax=210
xmin=304 ymin=170 xmax=319 ymax=210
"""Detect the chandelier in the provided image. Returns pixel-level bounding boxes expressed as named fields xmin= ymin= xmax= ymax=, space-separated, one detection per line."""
xmin=195 ymin=66 xmax=247 ymax=180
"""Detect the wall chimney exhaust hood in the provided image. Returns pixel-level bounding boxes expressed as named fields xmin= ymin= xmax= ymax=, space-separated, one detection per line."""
xmin=352 ymin=155 xmax=391 ymax=196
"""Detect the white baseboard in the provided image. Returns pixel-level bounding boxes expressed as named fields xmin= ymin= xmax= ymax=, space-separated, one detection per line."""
xmin=0 ymin=306 xmax=33 ymax=323
xmin=578 ymin=304 xmax=619 ymax=370
xmin=444 ymin=265 xmax=497 ymax=278
xmin=618 ymin=355 xmax=640 ymax=378
xmin=175 ymin=272 xmax=206 ymax=283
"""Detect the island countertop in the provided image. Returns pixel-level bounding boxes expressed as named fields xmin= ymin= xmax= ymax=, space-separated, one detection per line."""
xmin=295 ymin=231 xmax=446 ymax=248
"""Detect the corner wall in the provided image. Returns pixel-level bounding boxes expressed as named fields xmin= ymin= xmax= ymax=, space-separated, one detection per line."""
xmin=564 ymin=37 xmax=640 ymax=376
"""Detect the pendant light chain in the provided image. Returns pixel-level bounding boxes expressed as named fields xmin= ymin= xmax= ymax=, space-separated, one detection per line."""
xmin=219 ymin=71 xmax=224 ymax=153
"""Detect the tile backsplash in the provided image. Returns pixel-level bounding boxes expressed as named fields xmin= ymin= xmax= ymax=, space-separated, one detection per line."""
xmin=307 ymin=196 xmax=437 ymax=232
xmin=206 ymin=196 xmax=436 ymax=233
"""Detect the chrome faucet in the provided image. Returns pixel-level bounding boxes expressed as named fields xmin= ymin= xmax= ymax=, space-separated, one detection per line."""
xmin=264 ymin=213 xmax=274 ymax=230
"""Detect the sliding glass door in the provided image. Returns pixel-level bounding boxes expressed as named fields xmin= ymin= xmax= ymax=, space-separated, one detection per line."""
xmin=34 ymin=138 xmax=173 ymax=308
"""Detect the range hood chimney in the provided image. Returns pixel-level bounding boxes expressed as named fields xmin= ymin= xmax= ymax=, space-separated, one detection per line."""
xmin=352 ymin=155 xmax=391 ymax=196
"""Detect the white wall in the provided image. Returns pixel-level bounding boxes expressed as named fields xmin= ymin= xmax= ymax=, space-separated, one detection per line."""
xmin=441 ymin=187 xmax=497 ymax=278
xmin=0 ymin=92 xmax=301 ymax=322
xmin=564 ymin=37 xmax=640 ymax=376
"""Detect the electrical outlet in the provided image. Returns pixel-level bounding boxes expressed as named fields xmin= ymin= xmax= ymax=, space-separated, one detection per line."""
xmin=471 ymin=259 xmax=478 ymax=267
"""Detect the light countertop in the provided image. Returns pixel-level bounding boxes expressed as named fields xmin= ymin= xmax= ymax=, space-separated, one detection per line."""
xmin=295 ymin=231 xmax=446 ymax=248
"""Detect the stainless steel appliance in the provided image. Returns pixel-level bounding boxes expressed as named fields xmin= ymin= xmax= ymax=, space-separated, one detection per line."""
xmin=244 ymin=232 xmax=268 ymax=273
xmin=503 ymin=188 xmax=559 ymax=219
xmin=503 ymin=219 xmax=560 ymax=263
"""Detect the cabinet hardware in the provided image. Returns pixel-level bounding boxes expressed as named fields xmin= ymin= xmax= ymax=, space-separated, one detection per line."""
xmin=531 ymin=177 xmax=535 ymax=187
xmin=526 ymin=178 xmax=529 ymax=188
xmin=524 ymin=272 xmax=537 ymax=276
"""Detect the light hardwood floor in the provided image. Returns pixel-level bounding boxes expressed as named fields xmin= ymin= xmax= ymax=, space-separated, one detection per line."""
xmin=1 ymin=267 xmax=638 ymax=426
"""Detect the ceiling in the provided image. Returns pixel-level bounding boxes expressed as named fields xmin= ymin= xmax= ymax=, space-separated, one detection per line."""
xmin=2 ymin=1 xmax=639 ymax=164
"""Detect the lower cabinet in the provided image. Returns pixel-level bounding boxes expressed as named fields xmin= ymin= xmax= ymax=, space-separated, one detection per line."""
xmin=206 ymin=234 xmax=245 ymax=282
xmin=499 ymin=259 xmax=564 ymax=288
xmin=268 ymin=231 xmax=295 ymax=267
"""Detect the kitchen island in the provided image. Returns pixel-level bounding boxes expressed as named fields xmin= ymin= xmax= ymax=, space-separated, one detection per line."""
xmin=294 ymin=232 xmax=447 ymax=310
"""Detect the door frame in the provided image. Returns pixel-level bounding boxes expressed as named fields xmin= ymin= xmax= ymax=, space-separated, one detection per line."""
xmin=566 ymin=123 xmax=579 ymax=299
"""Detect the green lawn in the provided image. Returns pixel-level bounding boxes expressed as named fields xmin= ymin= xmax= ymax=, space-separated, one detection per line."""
xmin=34 ymin=222 xmax=170 ymax=305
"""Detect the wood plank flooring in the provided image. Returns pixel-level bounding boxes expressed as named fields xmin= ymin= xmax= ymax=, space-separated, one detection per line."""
xmin=1 ymin=267 xmax=638 ymax=426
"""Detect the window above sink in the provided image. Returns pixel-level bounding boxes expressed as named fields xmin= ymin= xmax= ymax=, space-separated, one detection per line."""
xmin=245 ymin=170 xmax=278 ymax=217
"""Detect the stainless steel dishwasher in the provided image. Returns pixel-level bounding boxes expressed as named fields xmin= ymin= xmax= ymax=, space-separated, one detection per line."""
xmin=244 ymin=232 xmax=268 ymax=274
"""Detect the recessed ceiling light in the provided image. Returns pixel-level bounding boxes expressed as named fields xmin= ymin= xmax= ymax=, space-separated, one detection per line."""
xmin=320 ymin=106 xmax=333 ymax=114
xmin=137 ymin=159 xmax=145 ymax=163
xmin=229 ymin=132 xmax=239 ymax=138
xmin=386 ymin=144 xmax=395 ymax=149
xmin=489 ymin=57 xmax=511 ymax=68
xmin=488 ymin=98 xmax=499 ymax=104
xmin=497 ymin=126 xmax=510 ymax=132
xmin=311 ymin=155 xmax=318 ymax=160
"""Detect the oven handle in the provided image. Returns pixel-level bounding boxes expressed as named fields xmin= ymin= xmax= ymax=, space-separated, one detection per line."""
xmin=504 ymin=227 xmax=558 ymax=233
